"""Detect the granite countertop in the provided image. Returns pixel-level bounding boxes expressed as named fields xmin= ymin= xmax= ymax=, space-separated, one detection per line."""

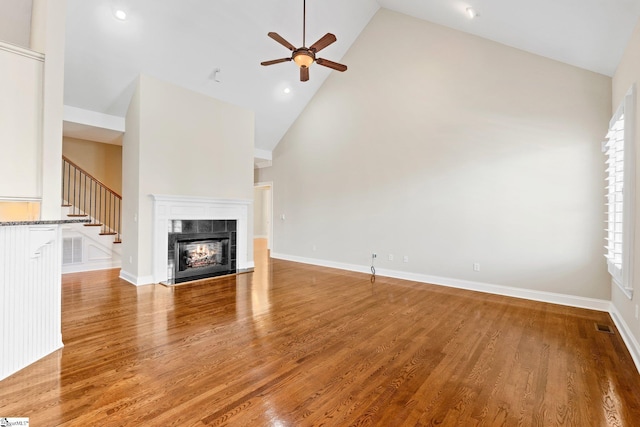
xmin=0 ymin=218 xmax=92 ymax=226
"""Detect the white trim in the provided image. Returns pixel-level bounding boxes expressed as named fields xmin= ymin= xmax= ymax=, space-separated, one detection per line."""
xmin=271 ymin=252 xmax=612 ymax=312
xmin=63 ymin=106 xmax=126 ymax=132
xmin=609 ymin=305 xmax=640 ymax=374
xmin=0 ymin=196 xmax=41 ymax=202
xmin=0 ymin=40 xmax=44 ymax=61
xmin=63 ymin=260 xmax=122 ymax=274
xmin=254 ymin=148 xmax=272 ymax=161
xmin=613 ymin=277 xmax=634 ymax=299
xmin=254 ymin=149 xmax=273 ymax=169
xmin=150 ymin=195 xmax=252 ymax=284
xmin=119 ymin=269 xmax=154 ymax=286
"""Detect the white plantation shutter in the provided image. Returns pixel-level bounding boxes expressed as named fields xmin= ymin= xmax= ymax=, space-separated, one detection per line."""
xmin=604 ymin=114 xmax=625 ymax=282
xmin=604 ymin=85 xmax=636 ymax=298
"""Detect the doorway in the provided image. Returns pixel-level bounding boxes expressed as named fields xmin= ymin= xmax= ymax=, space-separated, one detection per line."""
xmin=253 ymin=182 xmax=273 ymax=251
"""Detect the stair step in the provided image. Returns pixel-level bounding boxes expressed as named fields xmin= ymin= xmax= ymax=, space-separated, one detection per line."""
xmin=99 ymin=232 xmax=117 ymax=236
xmin=84 ymin=223 xmax=103 ymax=227
xmin=61 ymin=204 xmax=72 ymax=207
xmin=67 ymin=214 xmax=88 ymax=217
xmin=113 ymin=240 xmax=122 ymax=244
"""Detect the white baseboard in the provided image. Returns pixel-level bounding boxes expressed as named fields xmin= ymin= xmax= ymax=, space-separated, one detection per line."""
xmin=609 ymin=305 xmax=640 ymax=374
xmin=119 ymin=270 xmax=155 ymax=286
xmin=270 ymin=252 xmax=611 ymax=312
xmin=62 ymin=260 xmax=122 ymax=274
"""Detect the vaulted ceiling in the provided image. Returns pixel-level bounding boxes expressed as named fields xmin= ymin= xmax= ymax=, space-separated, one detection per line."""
xmin=63 ymin=0 xmax=640 ymax=153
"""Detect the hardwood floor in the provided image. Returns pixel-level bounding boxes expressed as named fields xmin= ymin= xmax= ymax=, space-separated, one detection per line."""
xmin=2 ymin=239 xmax=640 ymax=426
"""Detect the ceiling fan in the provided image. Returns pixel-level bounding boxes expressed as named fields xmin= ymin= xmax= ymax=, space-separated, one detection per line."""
xmin=260 ymin=0 xmax=347 ymax=82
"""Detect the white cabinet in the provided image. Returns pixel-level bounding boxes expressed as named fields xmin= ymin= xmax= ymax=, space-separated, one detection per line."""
xmin=0 ymin=41 xmax=43 ymax=200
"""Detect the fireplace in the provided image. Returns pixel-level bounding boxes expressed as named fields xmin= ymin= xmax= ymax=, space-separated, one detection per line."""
xmin=167 ymin=219 xmax=237 ymax=284
xmin=150 ymin=195 xmax=252 ymax=286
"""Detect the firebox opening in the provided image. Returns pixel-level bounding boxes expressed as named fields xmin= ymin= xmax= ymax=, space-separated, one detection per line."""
xmin=178 ymin=238 xmax=229 ymax=272
xmin=167 ymin=219 xmax=237 ymax=284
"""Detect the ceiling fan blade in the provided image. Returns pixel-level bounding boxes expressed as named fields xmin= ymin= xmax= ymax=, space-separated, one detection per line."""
xmin=309 ymin=33 xmax=336 ymax=53
xmin=300 ymin=66 xmax=309 ymax=82
xmin=316 ymin=58 xmax=347 ymax=72
xmin=261 ymin=58 xmax=292 ymax=66
xmin=268 ymin=32 xmax=296 ymax=51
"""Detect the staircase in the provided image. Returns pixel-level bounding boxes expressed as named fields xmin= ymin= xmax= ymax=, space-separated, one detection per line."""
xmin=61 ymin=156 xmax=122 ymax=273
xmin=62 ymin=156 xmax=122 ymax=243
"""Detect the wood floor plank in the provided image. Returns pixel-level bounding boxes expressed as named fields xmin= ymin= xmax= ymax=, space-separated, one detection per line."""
xmin=1 ymin=239 xmax=640 ymax=426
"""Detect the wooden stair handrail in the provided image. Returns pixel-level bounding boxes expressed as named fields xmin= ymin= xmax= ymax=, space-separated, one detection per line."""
xmin=62 ymin=155 xmax=122 ymax=199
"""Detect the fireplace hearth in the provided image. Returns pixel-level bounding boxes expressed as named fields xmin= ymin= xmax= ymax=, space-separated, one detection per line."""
xmin=167 ymin=219 xmax=236 ymax=284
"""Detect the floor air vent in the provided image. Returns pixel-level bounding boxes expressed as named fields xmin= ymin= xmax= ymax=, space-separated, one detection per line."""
xmin=594 ymin=323 xmax=614 ymax=334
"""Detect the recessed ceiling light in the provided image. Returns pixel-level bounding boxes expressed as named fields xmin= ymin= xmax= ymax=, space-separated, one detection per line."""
xmin=283 ymin=87 xmax=291 ymax=94
xmin=466 ymin=7 xmax=477 ymax=19
xmin=114 ymin=9 xmax=127 ymax=20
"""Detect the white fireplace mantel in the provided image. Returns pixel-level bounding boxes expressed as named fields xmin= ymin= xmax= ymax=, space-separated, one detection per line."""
xmin=151 ymin=194 xmax=252 ymax=284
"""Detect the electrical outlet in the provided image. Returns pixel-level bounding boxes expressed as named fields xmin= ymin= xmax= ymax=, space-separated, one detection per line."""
xmin=403 ymin=255 xmax=409 ymax=263
xmin=636 ymin=304 xmax=639 ymax=320
xmin=473 ymin=262 xmax=480 ymax=272
xmin=388 ymin=254 xmax=394 ymax=261
xmin=129 ymin=256 xmax=133 ymax=264
xmin=312 ymin=245 xmax=316 ymax=251
xmin=372 ymin=253 xmax=377 ymax=259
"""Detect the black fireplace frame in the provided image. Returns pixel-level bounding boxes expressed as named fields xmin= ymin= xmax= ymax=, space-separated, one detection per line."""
xmin=174 ymin=232 xmax=231 ymax=281
xmin=167 ymin=219 xmax=237 ymax=284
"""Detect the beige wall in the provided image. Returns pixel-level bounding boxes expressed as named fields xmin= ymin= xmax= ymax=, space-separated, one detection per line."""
xmin=63 ymin=137 xmax=123 ymax=194
xmin=270 ymin=9 xmax=612 ymax=300
xmin=121 ymin=80 xmax=142 ymax=279
xmin=121 ymin=74 xmax=255 ymax=284
xmin=612 ymin=19 xmax=640 ymax=352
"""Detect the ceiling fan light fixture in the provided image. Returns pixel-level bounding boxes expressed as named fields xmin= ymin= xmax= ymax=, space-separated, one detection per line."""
xmin=261 ymin=0 xmax=346 ymax=81
xmin=293 ymin=49 xmax=314 ymax=68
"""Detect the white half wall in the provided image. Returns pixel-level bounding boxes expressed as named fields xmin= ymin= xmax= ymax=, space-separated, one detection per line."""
xmin=1 ymin=224 xmax=63 ymax=381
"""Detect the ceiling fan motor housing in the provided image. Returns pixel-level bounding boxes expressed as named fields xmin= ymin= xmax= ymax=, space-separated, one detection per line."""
xmin=293 ymin=48 xmax=315 ymax=68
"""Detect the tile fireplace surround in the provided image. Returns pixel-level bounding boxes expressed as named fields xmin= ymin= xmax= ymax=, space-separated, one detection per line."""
xmin=151 ymin=195 xmax=252 ymax=284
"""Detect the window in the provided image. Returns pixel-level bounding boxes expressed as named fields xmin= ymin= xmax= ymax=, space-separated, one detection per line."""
xmin=604 ymin=85 xmax=636 ymax=299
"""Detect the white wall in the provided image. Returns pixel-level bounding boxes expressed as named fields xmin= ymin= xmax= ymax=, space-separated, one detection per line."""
xmin=0 ymin=0 xmax=66 ymax=219
xmin=121 ymin=74 xmax=255 ymax=284
xmin=32 ymin=0 xmax=66 ymax=219
xmin=0 ymin=43 xmax=43 ymax=200
xmin=612 ymin=18 xmax=640 ymax=362
xmin=0 ymin=0 xmax=32 ymax=47
xmin=270 ymin=9 xmax=611 ymax=301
